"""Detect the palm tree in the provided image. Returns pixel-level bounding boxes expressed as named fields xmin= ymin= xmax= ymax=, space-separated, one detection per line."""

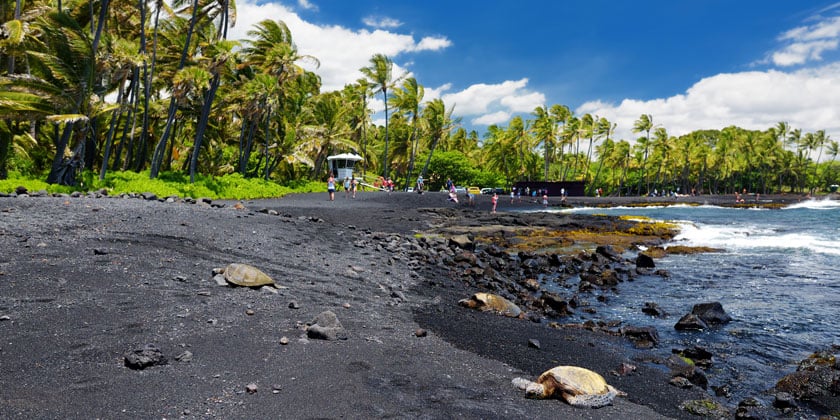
xmin=530 ymin=105 xmax=555 ymax=181
xmin=150 ymin=0 xmax=203 ymax=178
xmin=188 ymin=39 xmax=237 ymax=183
xmin=352 ymin=78 xmax=371 ymax=176
xmin=390 ymin=77 xmax=423 ymax=189
xmin=360 ymin=54 xmax=395 ymax=179
xmin=419 ymin=98 xmax=457 ymax=179
xmin=632 ymin=114 xmax=655 ymax=194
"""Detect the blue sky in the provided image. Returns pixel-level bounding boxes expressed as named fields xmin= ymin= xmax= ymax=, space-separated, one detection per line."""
xmin=228 ymin=1 xmax=840 ymax=144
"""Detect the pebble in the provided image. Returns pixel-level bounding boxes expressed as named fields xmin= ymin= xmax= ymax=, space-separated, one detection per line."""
xmin=414 ymin=328 xmax=427 ymax=337
xmin=245 ymin=309 xmax=255 ymax=316
xmin=245 ymin=383 xmax=258 ymax=394
xmin=279 ymin=336 xmax=289 ymax=345
xmin=288 ymin=301 xmax=300 ymax=309
xmin=175 ymin=351 xmax=193 ymax=362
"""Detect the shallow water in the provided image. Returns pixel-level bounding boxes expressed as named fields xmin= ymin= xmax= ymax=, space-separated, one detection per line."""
xmin=536 ymin=199 xmax=840 ymax=405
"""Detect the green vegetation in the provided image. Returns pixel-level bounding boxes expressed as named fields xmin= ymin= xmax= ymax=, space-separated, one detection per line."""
xmin=0 ymin=170 xmax=322 ymax=200
xmin=1 ymin=2 xmax=838 ymax=197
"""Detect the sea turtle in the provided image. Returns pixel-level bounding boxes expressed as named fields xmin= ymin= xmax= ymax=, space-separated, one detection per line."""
xmin=512 ymin=365 xmax=626 ymax=408
xmin=458 ymin=292 xmax=522 ymax=318
xmin=214 ymin=263 xmax=277 ymax=288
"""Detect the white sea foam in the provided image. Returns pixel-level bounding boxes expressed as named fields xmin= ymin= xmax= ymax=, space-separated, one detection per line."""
xmin=783 ymin=198 xmax=840 ymax=210
xmin=674 ymin=221 xmax=840 ymax=256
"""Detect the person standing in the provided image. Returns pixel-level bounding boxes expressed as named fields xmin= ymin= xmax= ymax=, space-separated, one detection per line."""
xmin=351 ymin=176 xmax=358 ymax=198
xmin=416 ymin=175 xmax=424 ymax=193
xmin=327 ymin=174 xmax=336 ymax=201
xmin=343 ymin=177 xmax=351 ymax=198
xmin=491 ymin=192 xmax=498 ymax=213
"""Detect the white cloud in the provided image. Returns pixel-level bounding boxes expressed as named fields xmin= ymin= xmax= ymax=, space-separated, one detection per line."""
xmin=228 ymin=0 xmax=450 ymax=92
xmin=577 ymin=64 xmax=840 ymax=143
xmin=362 ymin=16 xmax=402 ymax=29
xmin=297 ymin=0 xmax=317 ymax=11
xmin=772 ymin=16 xmax=840 ymax=66
xmin=472 ymin=111 xmax=511 ymax=126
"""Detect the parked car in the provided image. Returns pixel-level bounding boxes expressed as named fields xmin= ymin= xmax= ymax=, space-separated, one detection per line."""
xmin=454 ymin=186 xmax=466 ymax=194
xmin=482 ymin=187 xmax=506 ymax=194
xmin=467 ymin=187 xmax=481 ymax=195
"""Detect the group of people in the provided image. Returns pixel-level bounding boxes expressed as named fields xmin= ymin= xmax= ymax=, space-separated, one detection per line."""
xmin=326 ymin=174 xmax=358 ymax=201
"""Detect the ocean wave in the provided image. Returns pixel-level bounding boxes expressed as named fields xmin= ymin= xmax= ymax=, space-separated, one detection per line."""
xmin=782 ymin=198 xmax=840 ymax=210
xmin=674 ymin=221 xmax=840 ymax=256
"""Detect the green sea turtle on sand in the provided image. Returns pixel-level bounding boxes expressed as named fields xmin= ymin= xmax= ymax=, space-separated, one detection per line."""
xmin=512 ymin=365 xmax=626 ymax=408
xmin=214 ymin=263 xmax=281 ymax=288
xmin=458 ymin=292 xmax=522 ymax=318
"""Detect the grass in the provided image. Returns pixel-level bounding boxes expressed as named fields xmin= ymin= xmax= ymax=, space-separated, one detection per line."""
xmin=0 ymin=170 xmax=325 ymax=200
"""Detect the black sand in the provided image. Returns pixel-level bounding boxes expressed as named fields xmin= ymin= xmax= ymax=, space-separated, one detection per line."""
xmin=0 ymin=191 xmax=808 ymax=419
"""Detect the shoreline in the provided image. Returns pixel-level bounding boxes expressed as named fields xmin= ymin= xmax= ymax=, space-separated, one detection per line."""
xmin=0 ymin=191 xmax=833 ymax=419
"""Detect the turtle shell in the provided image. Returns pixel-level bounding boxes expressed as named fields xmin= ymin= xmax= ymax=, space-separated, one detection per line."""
xmin=458 ymin=292 xmax=522 ymax=318
xmin=534 ymin=366 xmax=623 ymax=408
xmin=222 ymin=263 xmax=275 ymax=287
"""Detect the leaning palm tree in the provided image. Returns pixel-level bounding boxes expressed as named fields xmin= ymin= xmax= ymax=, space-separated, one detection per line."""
xmin=360 ymin=54 xmax=395 ymax=179
xmin=419 ymin=98 xmax=457 ymax=179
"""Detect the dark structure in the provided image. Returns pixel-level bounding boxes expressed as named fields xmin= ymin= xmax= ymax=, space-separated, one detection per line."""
xmin=513 ymin=181 xmax=585 ymax=197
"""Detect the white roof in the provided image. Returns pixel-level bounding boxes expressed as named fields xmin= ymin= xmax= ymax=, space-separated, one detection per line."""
xmin=327 ymin=153 xmax=363 ymax=161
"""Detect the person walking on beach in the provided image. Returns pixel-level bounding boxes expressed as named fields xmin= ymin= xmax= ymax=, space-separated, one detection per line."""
xmin=327 ymin=174 xmax=336 ymax=201
xmin=542 ymin=192 xmax=548 ymax=208
xmin=416 ymin=175 xmax=424 ymax=193
xmin=491 ymin=192 xmax=498 ymax=213
xmin=351 ymin=177 xmax=358 ymax=198
xmin=343 ymin=177 xmax=351 ymax=199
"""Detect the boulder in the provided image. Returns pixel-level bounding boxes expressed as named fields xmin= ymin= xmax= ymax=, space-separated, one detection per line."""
xmin=620 ymin=326 xmax=659 ymax=349
xmin=635 ymin=253 xmax=655 ymax=268
xmin=774 ymin=349 xmax=840 ymax=413
xmin=124 ymin=344 xmax=168 ymax=370
xmin=448 ymin=234 xmax=474 ymax=250
xmin=674 ymin=313 xmax=709 ymax=331
xmin=690 ymin=302 xmax=732 ymax=325
xmin=674 ymin=302 xmax=731 ymax=330
xmin=595 ymin=245 xmax=623 ymax=262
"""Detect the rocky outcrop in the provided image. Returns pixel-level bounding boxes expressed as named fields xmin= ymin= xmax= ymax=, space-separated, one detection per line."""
xmin=773 ymin=347 xmax=840 ymax=415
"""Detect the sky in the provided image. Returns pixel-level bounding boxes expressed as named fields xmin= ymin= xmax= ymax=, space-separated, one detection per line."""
xmin=226 ymin=0 xmax=840 ymax=146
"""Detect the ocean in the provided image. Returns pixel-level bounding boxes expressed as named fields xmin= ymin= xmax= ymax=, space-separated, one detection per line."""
xmin=547 ymin=199 xmax=840 ymax=405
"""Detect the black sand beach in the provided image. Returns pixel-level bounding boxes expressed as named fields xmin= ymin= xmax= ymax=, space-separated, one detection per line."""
xmin=0 ymin=190 xmax=817 ymax=419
